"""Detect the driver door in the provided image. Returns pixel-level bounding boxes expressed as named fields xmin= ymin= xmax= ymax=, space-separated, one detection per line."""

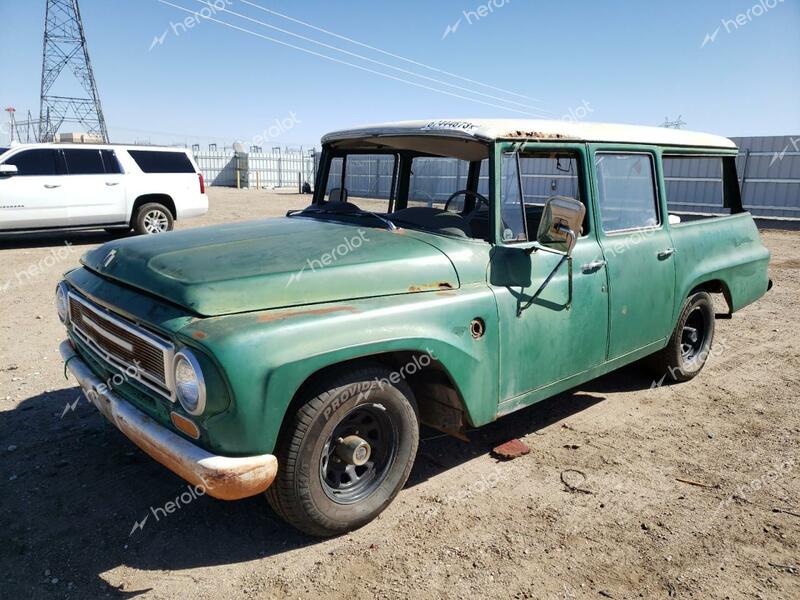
xmin=489 ymin=146 xmax=609 ymax=405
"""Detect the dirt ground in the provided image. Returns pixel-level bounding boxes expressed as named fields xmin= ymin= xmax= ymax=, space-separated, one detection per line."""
xmin=0 ymin=188 xmax=798 ymax=600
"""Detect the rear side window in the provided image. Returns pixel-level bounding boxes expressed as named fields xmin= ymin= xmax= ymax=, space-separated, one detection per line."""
xmin=128 ymin=150 xmax=195 ymax=174
xmin=63 ymin=149 xmax=105 ymax=175
xmin=663 ymin=156 xmax=727 ymax=218
xmin=595 ymin=153 xmax=660 ymax=232
xmin=3 ymin=149 xmax=63 ymax=176
xmin=100 ymin=150 xmax=122 ymax=174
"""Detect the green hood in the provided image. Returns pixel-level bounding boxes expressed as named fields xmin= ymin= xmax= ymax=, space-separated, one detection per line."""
xmin=81 ymin=218 xmax=459 ymax=316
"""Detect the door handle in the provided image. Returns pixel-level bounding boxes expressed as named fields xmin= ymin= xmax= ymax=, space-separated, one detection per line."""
xmin=44 ymin=184 xmax=61 ymax=189
xmin=581 ymin=259 xmax=607 ymax=273
xmin=105 ymin=182 xmax=120 ymax=186
xmin=658 ymin=248 xmax=676 ymax=259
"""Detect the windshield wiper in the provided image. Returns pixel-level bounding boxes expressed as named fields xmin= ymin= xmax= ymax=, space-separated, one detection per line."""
xmin=287 ymin=207 xmax=397 ymax=231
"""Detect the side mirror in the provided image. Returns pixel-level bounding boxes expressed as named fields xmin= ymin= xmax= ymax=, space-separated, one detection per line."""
xmin=536 ymin=196 xmax=585 ymax=256
xmin=0 ymin=164 xmax=18 ymax=177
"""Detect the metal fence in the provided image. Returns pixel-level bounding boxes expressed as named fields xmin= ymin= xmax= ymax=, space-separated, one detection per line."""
xmin=733 ymin=136 xmax=800 ymax=220
xmin=192 ymin=147 xmax=317 ymax=190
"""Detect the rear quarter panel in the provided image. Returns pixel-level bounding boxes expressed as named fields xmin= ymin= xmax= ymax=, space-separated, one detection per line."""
xmin=670 ymin=213 xmax=770 ymax=317
xmin=119 ymin=149 xmax=207 ymax=220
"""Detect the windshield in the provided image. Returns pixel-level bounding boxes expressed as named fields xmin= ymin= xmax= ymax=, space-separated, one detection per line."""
xmin=301 ymin=139 xmax=492 ymax=241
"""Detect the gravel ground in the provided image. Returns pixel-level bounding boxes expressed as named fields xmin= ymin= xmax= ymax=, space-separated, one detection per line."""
xmin=0 ymin=188 xmax=798 ymax=600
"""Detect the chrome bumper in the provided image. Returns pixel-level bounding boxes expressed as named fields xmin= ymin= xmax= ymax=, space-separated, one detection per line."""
xmin=60 ymin=340 xmax=278 ymax=500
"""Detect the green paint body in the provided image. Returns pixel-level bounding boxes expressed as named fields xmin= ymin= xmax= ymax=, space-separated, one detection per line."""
xmin=63 ymin=141 xmax=770 ymax=457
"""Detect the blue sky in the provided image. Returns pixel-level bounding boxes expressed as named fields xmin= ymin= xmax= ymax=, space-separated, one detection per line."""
xmin=1 ymin=0 xmax=798 ymax=147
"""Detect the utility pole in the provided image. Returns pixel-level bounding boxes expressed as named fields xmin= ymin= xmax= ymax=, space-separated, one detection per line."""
xmin=39 ymin=0 xmax=108 ymax=142
xmin=4 ymin=107 xmax=16 ymax=143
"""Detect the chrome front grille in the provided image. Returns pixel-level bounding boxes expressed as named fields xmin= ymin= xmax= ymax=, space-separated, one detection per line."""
xmin=68 ymin=291 xmax=174 ymax=400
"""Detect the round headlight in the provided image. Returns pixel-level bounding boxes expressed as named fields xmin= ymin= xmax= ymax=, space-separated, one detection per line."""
xmin=55 ymin=283 xmax=69 ymax=324
xmin=173 ymin=350 xmax=206 ymax=415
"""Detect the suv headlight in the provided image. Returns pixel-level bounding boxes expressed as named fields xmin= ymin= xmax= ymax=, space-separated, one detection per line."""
xmin=55 ymin=283 xmax=69 ymax=324
xmin=173 ymin=350 xmax=206 ymax=415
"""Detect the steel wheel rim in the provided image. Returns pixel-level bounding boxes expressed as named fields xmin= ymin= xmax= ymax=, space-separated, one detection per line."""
xmin=681 ymin=306 xmax=707 ymax=363
xmin=143 ymin=210 xmax=169 ymax=233
xmin=320 ymin=404 xmax=398 ymax=505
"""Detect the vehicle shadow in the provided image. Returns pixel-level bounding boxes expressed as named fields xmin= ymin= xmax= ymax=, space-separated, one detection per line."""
xmin=0 ymin=363 xmax=656 ymax=597
xmin=0 ymin=229 xmax=130 ymax=251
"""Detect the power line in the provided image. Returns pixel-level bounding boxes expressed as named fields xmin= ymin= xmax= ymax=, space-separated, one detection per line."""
xmin=157 ymin=1 xmax=549 ymax=118
xmin=237 ymin=0 xmax=551 ymax=108
xmin=188 ymin=0 xmax=551 ymax=116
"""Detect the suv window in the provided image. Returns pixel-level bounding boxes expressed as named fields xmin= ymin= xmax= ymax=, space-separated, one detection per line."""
xmin=100 ymin=150 xmax=122 ymax=174
xmin=63 ymin=149 xmax=105 ymax=175
xmin=3 ymin=149 xmax=63 ymax=176
xmin=128 ymin=150 xmax=195 ymax=174
xmin=595 ymin=153 xmax=660 ymax=232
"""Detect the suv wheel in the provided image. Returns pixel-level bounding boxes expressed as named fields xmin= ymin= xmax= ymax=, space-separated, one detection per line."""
xmin=133 ymin=203 xmax=174 ymax=235
xmin=267 ymin=366 xmax=419 ymax=537
xmin=648 ymin=291 xmax=716 ymax=382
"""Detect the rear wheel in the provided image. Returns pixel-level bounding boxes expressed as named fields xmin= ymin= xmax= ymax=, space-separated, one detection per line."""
xmin=648 ymin=291 xmax=715 ymax=382
xmin=133 ymin=202 xmax=173 ymax=235
xmin=267 ymin=366 xmax=419 ymax=537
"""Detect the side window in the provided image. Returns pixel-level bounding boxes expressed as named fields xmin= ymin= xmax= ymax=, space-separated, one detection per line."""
xmin=128 ymin=150 xmax=195 ymax=173
xmin=519 ymin=152 xmax=587 ymax=236
xmin=63 ymin=149 xmax=105 ymax=175
xmin=663 ymin=156 xmax=727 ymax=220
xmin=499 ymin=153 xmax=528 ymax=242
xmin=595 ymin=153 xmax=660 ymax=232
xmin=3 ymin=149 xmax=61 ymax=176
xmin=101 ymin=150 xmax=122 ymax=174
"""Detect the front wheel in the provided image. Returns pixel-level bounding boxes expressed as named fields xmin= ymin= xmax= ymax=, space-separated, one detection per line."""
xmin=648 ymin=291 xmax=716 ymax=382
xmin=266 ymin=366 xmax=419 ymax=537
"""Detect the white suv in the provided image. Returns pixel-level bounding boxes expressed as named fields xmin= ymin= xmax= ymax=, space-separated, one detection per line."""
xmin=0 ymin=143 xmax=208 ymax=235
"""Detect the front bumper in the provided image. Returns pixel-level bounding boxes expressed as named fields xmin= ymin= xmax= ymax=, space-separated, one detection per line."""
xmin=60 ymin=340 xmax=277 ymax=500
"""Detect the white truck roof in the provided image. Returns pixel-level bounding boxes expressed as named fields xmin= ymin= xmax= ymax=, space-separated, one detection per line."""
xmin=322 ymin=119 xmax=737 ymax=149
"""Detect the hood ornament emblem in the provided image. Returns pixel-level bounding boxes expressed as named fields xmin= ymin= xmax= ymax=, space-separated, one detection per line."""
xmin=103 ymin=249 xmax=117 ymax=268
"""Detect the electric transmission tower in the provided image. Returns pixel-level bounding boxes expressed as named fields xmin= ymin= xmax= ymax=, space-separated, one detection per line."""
xmin=39 ymin=0 xmax=108 ymax=142
xmin=660 ymin=115 xmax=687 ymax=130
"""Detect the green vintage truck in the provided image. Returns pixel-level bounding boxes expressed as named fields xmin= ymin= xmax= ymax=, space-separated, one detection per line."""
xmin=58 ymin=119 xmax=771 ymax=536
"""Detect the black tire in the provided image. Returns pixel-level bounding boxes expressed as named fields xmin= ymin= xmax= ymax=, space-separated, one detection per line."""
xmin=267 ymin=366 xmax=419 ymax=537
xmin=132 ymin=203 xmax=174 ymax=235
xmin=648 ymin=291 xmax=715 ymax=383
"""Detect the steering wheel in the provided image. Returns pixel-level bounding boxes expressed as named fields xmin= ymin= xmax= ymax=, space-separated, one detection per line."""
xmin=444 ymin=190 xmax=489 ymax=214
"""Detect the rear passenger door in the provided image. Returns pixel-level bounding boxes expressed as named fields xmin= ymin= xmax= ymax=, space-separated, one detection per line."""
xmin=592 ymin=149 xmax=676 ymax=359
xmin=62 ymin=148 xmax=127 ymax=226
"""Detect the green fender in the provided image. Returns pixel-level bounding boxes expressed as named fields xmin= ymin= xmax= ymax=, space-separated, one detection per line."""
xmin=182 ymin=287 xmax=500 ymax=455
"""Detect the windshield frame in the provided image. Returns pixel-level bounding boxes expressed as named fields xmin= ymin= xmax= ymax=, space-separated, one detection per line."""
xmin=312 ymin=140 xmax=495 ymax=241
